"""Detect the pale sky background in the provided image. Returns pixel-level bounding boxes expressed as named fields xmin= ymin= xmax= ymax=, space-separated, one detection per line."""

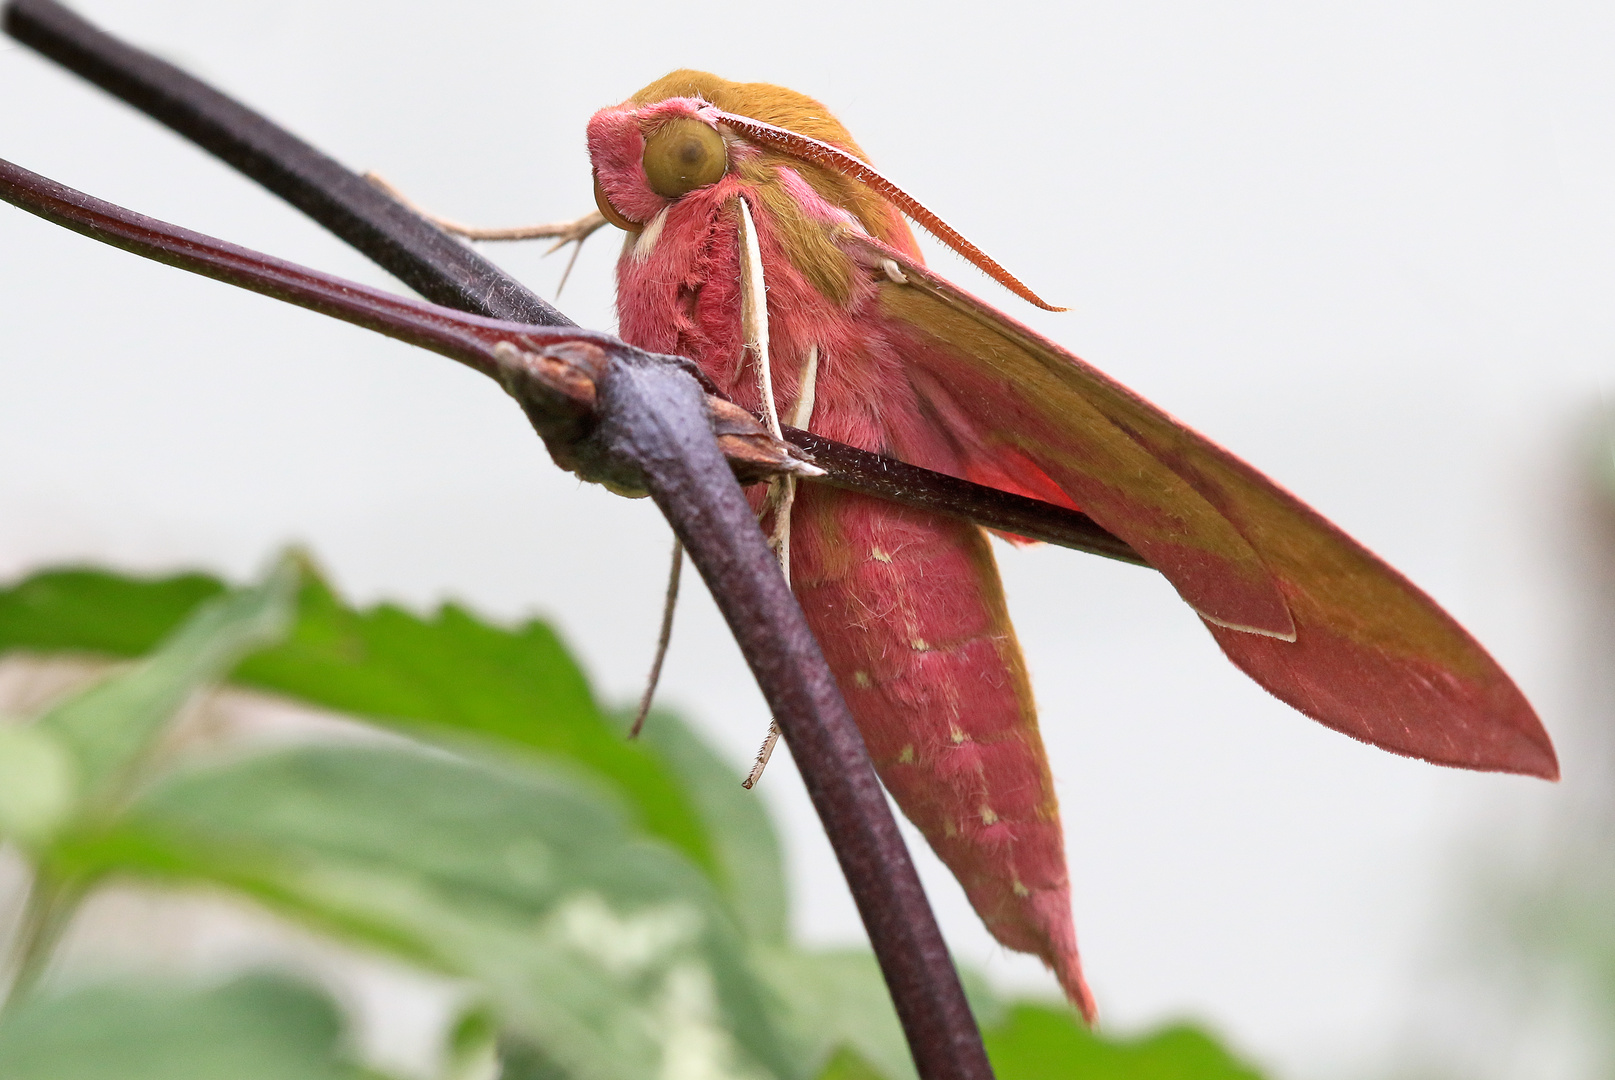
xmin=3 ymin=3 xmax=1615 ymax=1078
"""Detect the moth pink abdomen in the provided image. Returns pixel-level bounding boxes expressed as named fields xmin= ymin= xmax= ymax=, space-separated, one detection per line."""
xmin=792 ymin=484 xmax=1094 ymax=1015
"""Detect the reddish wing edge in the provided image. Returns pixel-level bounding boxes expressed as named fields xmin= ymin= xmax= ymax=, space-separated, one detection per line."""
xmin=849 ymin=235 xmax=1558 ymax=781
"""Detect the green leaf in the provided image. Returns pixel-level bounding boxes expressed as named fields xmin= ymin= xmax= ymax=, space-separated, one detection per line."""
xmin=756 ymin=948 xmax=915 ymax=1080
xmin=761 ymin=948 xmax=1264 ymax=1080
xmin=756 ymin=946 xmax=1007 ymax=1080
xmin=0 ymin=562 xmax=715 ymax=879
xmin=981 ymin=1004 xmax=1267 ymax=1080
xmin=628 ymin=708 xmax=788 ymax=944
xmin=0 ymin=723 xmax=78 ymax=847
xmin=815 ymin=1045 xmax=890 ymax=1080
xmin=0 ymin=973 xmax=371 ymax=1080
xmin=0 ymin=569 xmax=225 ymax=657
xmin=56 ymin=742 xmax=794 ymax=1080
xmin=34 ymin=558 xmax=296 ymax=812
xmin=496 ymin=1035 xmax=572 ymax=1080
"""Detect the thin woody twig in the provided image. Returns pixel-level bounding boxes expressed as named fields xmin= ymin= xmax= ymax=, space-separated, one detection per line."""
xmin=792 ymin=430 xmax=1145 ymax=565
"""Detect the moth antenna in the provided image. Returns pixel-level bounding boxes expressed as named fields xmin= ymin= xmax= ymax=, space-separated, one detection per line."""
xmin=710 ymin=111 xmax=1066 ymax=312
xmin=629 ymin=537 xmax=684 ymax=739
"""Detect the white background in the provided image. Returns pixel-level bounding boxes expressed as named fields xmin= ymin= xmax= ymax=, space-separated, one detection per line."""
xmin=2 ymin=3 xmax=1613 ymax=1077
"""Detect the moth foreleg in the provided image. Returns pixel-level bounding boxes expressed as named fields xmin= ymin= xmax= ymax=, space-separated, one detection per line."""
xmin=364 ymin=171 xmax=606 ymax=244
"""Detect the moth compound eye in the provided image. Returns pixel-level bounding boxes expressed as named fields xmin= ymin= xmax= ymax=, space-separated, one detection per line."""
xmin=642 ymin=118 xmax=727 ymax=199
xmin=593 ymin=175 xmax=641 ymax=232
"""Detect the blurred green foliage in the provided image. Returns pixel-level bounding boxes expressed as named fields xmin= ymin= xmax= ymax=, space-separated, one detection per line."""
xmin=982 ymin=1007 xmax=1263 ymax=1080
xmin=0 ymin=556 xmax=1268 ymax=1079
xmin=0 ymin=560 xmax=713 ymax=876
xmin=0 ymin=975 xmax=370 ymax=1080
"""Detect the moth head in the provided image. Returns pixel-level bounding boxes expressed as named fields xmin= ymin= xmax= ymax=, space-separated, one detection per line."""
xmin=585 ymin=71 xmax=891 ymax=236
xmin=586 ymin=95 xmax=733 ymax=233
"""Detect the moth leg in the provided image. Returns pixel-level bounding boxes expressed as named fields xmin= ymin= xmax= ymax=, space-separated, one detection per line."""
xmin=759 ymin=343 xmax=821 ymax=569
xmin=789 ymin=345 xmax=821 ymax=431
xmin=364 ymin=171 xmax=606 ymax=244
xmin=628 ymin=537 xmax=684 ymax=739
xmin=364 ymin=172 xmax=606 ymax=294
xmin=735 ymin=196 xmax=790 ymax=564
xmin=743 ymin=724 xmax=782 ymax=790
xmin=743 ymin=344 xmax=822 ymax=791
xmin=736 ymin=196 xmax=792 ymax=788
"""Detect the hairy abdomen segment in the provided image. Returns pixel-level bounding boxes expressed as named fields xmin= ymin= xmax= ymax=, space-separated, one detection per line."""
xmin=789 ymin=483 xmax=1096 ymax=1020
